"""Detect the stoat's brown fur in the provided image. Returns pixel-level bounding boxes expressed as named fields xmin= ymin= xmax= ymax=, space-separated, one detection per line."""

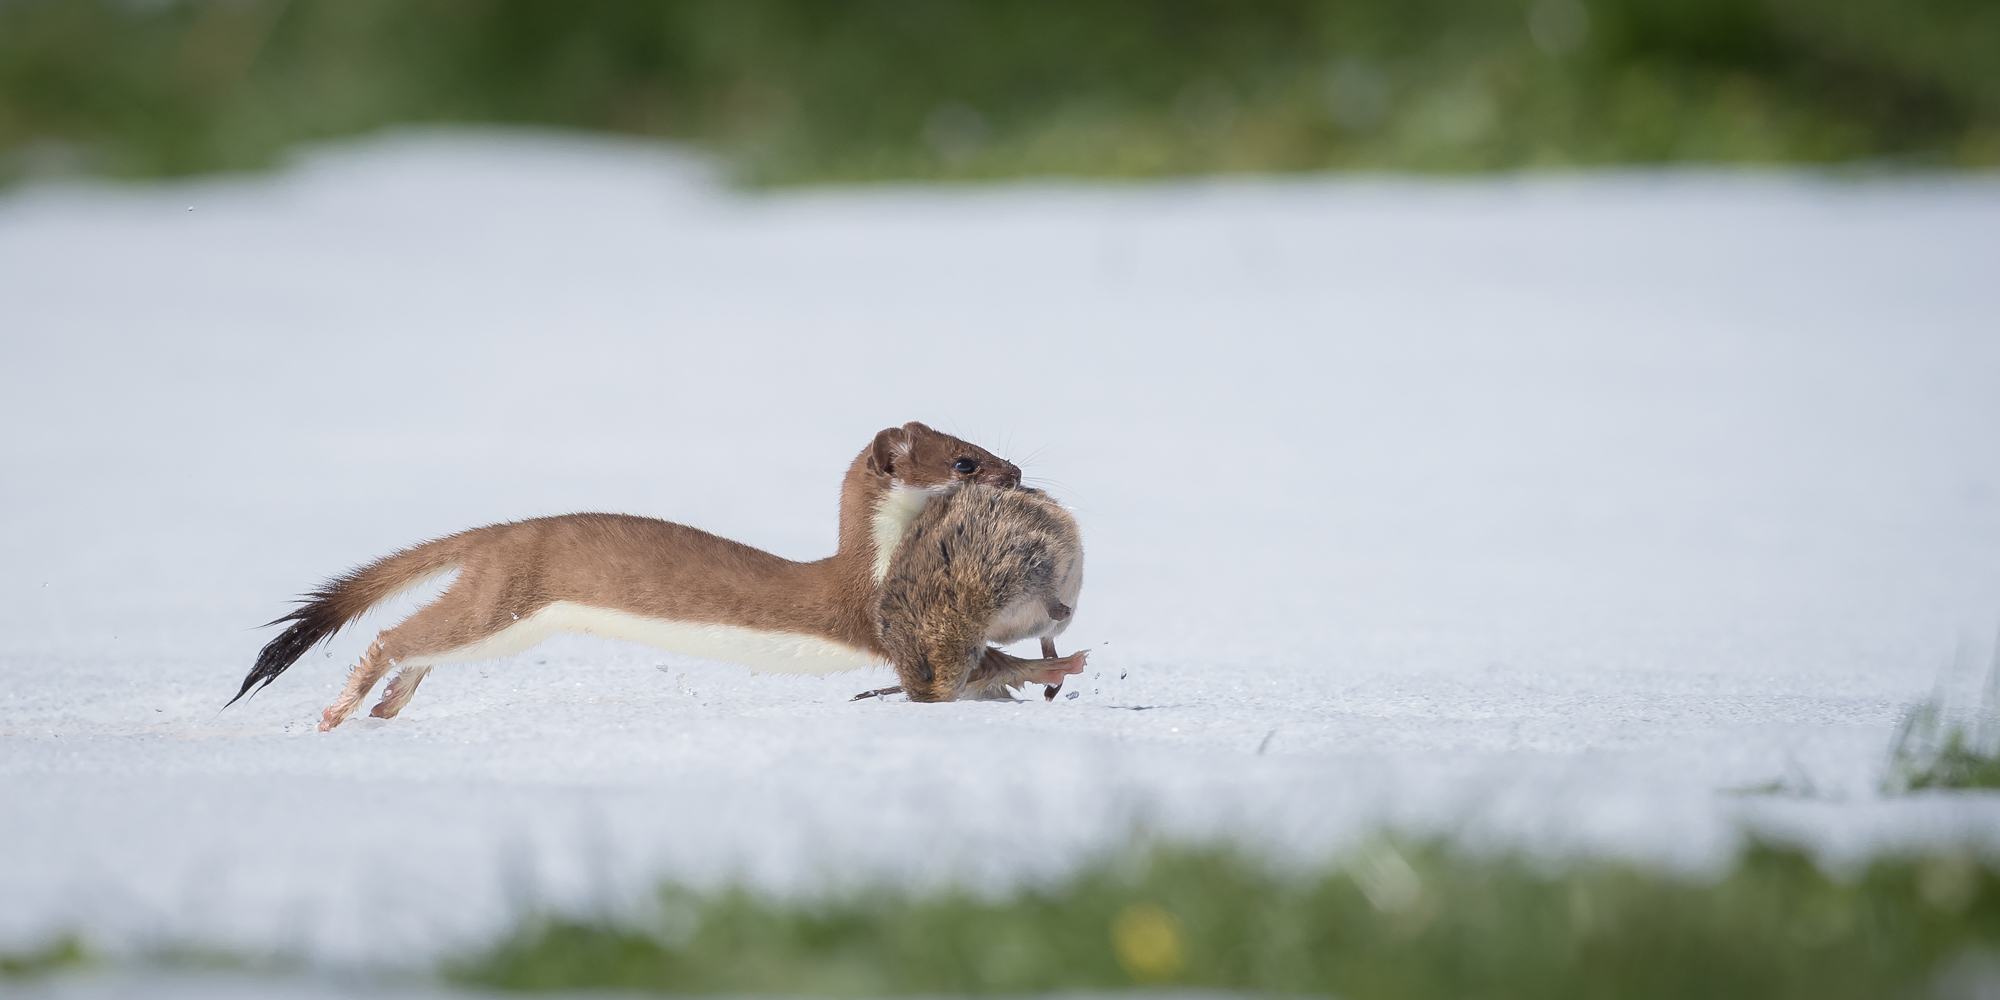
xmin=227 ymin=422 xmax=1083 ymax=729
xmin=875 ymin=484 xmax=1087 ymax=702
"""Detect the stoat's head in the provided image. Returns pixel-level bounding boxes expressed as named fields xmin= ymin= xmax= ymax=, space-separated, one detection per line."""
xmin=865 ymin=421 xmax=1021 ymax=493
xmin=861 ymin=422 xmax=1020 ymax=580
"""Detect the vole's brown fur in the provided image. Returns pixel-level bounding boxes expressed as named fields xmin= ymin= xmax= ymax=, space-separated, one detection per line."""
xmin=228 ymin=422 xmax=1082 ymax=729
xmin=875 ymin=484 xmax=1086 ymax=702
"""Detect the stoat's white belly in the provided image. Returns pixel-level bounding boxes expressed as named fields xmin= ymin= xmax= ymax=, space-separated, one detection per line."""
xmin=403 ymin=600 xmax=886 ymax=676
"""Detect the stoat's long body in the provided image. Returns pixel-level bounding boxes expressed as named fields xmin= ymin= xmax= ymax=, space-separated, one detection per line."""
xmin=229 ymin=422 xmax=1080 ymax=730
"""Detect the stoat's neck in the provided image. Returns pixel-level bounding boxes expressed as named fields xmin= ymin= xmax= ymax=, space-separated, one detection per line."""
xmin=834 ymin=453 xmax=901 ymax=574
xmin=834 ymin=453 xmax=878 ymax=567
xmin=795 ymin=449 xmax=903 ymax=655
xmin=831 ymin=446 xmax=947 ymax=585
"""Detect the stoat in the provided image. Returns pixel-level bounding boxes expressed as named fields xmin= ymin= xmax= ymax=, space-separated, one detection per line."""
xmin=872 ymin=483 xmax=1087 ymax=702
xmin=227 ymin=422 xmax=1084 ymax=730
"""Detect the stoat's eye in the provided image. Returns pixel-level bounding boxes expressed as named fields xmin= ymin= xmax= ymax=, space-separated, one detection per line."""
xmin=953 ymin=458 xmax=978 ymax=474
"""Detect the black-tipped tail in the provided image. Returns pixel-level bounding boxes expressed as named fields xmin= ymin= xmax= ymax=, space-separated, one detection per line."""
xmin=227 ymin=532 xmax=470 ymax=708
xmin=226 ymin=596 xmax=349 ymax=708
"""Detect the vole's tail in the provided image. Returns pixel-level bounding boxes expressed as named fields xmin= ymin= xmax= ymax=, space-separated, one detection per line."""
xmin=227 ymin=533 xmax=471 ymax=707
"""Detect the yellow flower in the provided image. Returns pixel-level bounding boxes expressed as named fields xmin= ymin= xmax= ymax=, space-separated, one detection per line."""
xmin=1111 ymin=903 xmax=1185 ymax=982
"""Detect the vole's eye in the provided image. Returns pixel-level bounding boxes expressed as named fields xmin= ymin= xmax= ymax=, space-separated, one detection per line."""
xmin=953 ymin=458 xmax=978 ymax=474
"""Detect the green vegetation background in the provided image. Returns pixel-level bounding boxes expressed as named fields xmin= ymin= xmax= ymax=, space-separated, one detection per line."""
xmin=3 ymin=0 xmax=1998 ymax=186
xmin=6 ymin=837 xmax=1998 ymax=998
xmin=456 ymin=839 xmax=2000 ymax=999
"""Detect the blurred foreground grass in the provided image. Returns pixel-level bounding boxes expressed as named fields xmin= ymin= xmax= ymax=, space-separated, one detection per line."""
xmin=456 ymin=837 xmax=2000 ymax=999
xmin=6 ymin=831 xmax=1996 ymax=995
xmin=3 ymin=0 xmax=1998 ymax=187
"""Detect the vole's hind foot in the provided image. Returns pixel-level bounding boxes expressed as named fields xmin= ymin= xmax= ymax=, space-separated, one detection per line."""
xmin=370 ymin=665 xmax=433 ymax=719
xmin=970 ymin=646 xmax=1086 ymax=694
xmin=850 ymin=685 xmax=903 ymax=701
xmin=1029 ymin=650 xmax=1087 ymax=686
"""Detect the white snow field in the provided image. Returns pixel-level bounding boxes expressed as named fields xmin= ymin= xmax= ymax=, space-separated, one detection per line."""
xmin=3 ymin=130 xmax=1999 ymax=977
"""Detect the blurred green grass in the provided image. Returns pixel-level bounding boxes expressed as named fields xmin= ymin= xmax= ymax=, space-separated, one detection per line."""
xmin=3 ymin=0 xmax=1997 ymax=187
xmin=455 ymin=837 xmax=2000 ymax=998
xmin=0 ymin=935 xmax=87 ymax=979
xmin=9 ymin=836 xmax=1994 ymax=996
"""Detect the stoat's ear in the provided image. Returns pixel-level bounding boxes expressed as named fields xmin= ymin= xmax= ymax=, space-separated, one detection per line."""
xmin=868 ymin=426 xmax=913 ymax=476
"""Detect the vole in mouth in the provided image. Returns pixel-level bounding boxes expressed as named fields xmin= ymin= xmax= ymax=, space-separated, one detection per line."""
xmin=226 ymin=421 xmax=1084 ymax=729
xmin=867 ymin=482 xmax=1087 ymax=702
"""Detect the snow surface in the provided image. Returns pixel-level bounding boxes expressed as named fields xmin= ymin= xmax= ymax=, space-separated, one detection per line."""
xmin=3 ymin=130 xmax=1999 ymax=969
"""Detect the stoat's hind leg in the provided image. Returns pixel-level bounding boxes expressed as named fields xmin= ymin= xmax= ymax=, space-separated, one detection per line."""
xmin=370 ymin=664 xmax=434 ymax=719
xmin=321 ymin=638 xmax=394 ymax=731
xmin=320 ymin=589 xmax=496 ymax=730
